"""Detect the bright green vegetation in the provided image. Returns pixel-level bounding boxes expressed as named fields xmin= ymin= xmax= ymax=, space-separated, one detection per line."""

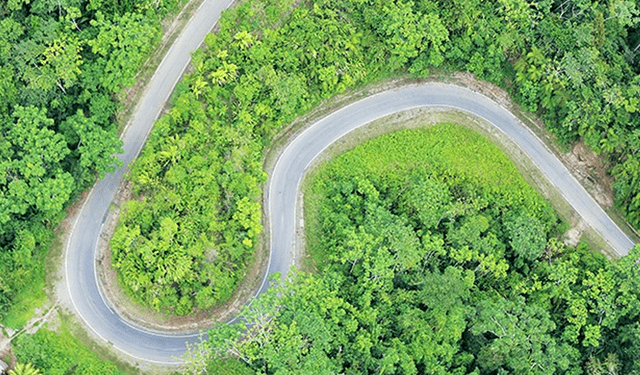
xmin=0 ymin=0 xmax=636 ymax=370
xmin=305 ymin=124 xmax=558 ymax=274
xmin=198 ymin=125 xmax=640 ymax=374
xmin=0 ymin=0 xmax=197 ymax=371
xmin=115 ymin=0 xmax=640 ymax=315
xmin=110 ymin=0 xmax=360 ymax=314
xmin=2 ymin=258 xmax=46 ymax=329
xmin=9 ymin=362 xmax=42 ymax=375
xmin=12 ymin=325 xmax=124 ymax=375
xmin=0 ymin=0 xmax=188 ymax=322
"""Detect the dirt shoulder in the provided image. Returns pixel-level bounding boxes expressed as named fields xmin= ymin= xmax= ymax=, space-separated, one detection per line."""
xmin=94 ymin=179 xmax=268 ymax=334
xmin=0 ymin=330 xmax=15 ymax=372
xmin=83 ymin=73 xmax=627 ymax=341
xmin=265 ymin=73 xmax=628 ymax=266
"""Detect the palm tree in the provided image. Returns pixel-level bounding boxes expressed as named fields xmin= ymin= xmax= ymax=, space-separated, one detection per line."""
xmin=9 ymin=362 xmax=42 ymax=375
xmin=586 ymin=353 xmax=620 ymax=375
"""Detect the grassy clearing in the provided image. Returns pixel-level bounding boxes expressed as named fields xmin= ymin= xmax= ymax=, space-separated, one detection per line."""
xmin=300 ymin=110 xmax=618 ymax=271
xmin=2 ymin=223 xmax=66 ymax=330
xmin=2 ymin=264 xmax=46 ymax=330
xmin=303 ymin=122 xmax=558 ymax=270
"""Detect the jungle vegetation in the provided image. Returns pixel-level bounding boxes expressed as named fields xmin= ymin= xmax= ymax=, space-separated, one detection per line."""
xmin=3 ymin=0 xmax=640 ymax=372
xmin=0 ymin=0 xmax=186 ymax=373
xmin=13 ymin=323 xmax=125 ymax=375
xmin=111 ymin=0 xmax=640 ymax=319
xmin=199 ymin=125 xmax=640 ymax=374
xmin=0 ymin=0 xmax=187 ymax=322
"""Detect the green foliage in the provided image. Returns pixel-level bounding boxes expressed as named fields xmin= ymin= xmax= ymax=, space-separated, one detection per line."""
xmin=505 ymin=213 xmax=547 ymax=263
xmin=9 ymin=363 xmax=42 ymax=375
xmin=88 ymin=11 xmax=160 ymax=91
xmin=1 ymin=253 xmax=46 ymax=329
xmin=94 ymin=0 xmax=640 ymax=370
xmin=2 ymin=106 xmax=73 ymax=221
xmin=110 ymin=93 xmax=266 ymax=312
xmin=13 ymin=326 xmax=123 ymax=375
xmin=471 ymin=295 xmax=578 ymax=374
xmin=0 ymin=0 xmax=181 ymax=322
xmin=205 ymin=358 xmax=256 ymax=375
xmin=116 ymin=0 xmax=640 ymax=321
xmin=111 ymin=0 xmax=375 ymax=314
xmin=193 ymin=125 xmax=640 ymax=374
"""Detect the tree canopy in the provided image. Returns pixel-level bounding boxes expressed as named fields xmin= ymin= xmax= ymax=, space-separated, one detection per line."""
xmin=0 ymin=0 xmax=183 ymax=322
xmin=112 ymin=0 xmax=640 ymax=322
xmin=6 ymin=0 xmax=640 ymax=371
xmin=194 ymin=125 xmax=640 ymax=374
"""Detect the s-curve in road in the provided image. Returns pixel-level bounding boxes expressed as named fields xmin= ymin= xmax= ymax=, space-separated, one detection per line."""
xmin=65 ymin=4 xmax=635 ymax=364
xmin=65 ymin=0 xmax=234 ymax=364
xmin=268 ymin=84 xmax=635 ymax=295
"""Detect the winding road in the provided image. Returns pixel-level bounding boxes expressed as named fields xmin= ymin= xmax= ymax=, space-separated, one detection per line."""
xmin=64 ymin=0 xmax=636 ymax=366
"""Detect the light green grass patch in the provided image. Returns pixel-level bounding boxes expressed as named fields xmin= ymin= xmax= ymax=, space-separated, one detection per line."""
xmin=3 ymin=278 xmax=46 ymax=330
xmin=3 ymin=253 xmax=48 ymax=329
xmin=303 ymin=122 xmax=555 ymax=268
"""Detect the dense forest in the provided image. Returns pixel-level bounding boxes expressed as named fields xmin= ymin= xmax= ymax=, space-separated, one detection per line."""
xmin=112 ymin=0 xmax=640 ymax=319
xmin=3 ymin=0 xmax=640 ymax=372
xmin=198 ymin=125 xmax=640 ymax=374
xmin=0 ymin=0 xmax=188 ymax=321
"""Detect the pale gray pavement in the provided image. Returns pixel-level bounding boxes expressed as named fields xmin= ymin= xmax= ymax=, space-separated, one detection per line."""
xmin=64 ymin=1 xmax=635 ymax=365
xmin=65 ymin=0 xmax=233 ymax=364
xmin=268 ymin=85 xmax=635 ymax=302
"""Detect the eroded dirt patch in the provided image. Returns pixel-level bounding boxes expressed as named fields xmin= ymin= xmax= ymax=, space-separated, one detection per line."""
xmin=561 ymin=141 xmax=614 ymax=208
xmin=0 ymin=330 xmax=15 ymax=371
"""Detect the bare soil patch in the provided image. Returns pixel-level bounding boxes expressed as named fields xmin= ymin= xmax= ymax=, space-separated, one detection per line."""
xmin=561 ymin=141 xmax=615 ymax=208
xmin=564 ymin=219 xmax=588 ymax=248
xmin=0 ymin=330 xmax=15 ymax=370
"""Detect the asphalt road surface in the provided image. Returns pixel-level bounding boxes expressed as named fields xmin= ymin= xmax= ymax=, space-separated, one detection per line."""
xmin=65 ymin=0 xmax=234 ymax=364
xmin=64 ymin=0 xmax=636 ymax=365
xmin=269 ymin=85 xmax=635 ymax=301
